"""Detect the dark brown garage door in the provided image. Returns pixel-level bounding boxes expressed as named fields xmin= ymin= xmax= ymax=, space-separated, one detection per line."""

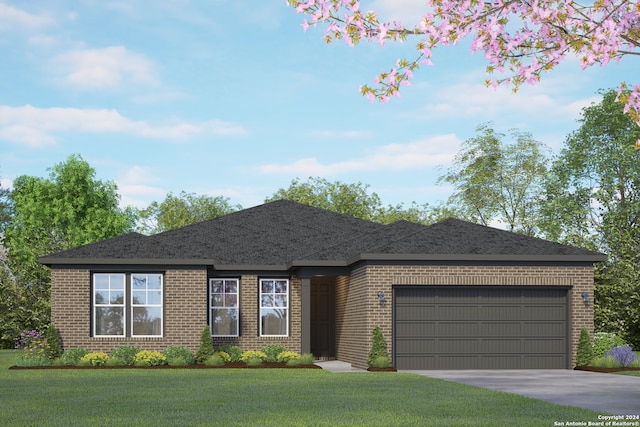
xmin=393 ymin=286 xmax=569 ymax=369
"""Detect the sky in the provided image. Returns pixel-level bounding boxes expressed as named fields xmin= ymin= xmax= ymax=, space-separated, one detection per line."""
xmin=0 ymin=0 xmax=636 ymax=211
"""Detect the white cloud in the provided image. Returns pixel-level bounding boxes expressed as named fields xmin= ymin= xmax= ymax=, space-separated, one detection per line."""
xmin=371 ymin=0 xmax=428 ymax=26
xmin=116 ymin=165 xmax=165 ymax=208
xmin=258 ymin=134 xmax=461 ymax=176
xmin=0 ymin=3 xmax=53 ymax=31
xmin=53 ymin=46 xmax=157 ymax=89
xmin=0 ymin=105 xmax=247 ymax=147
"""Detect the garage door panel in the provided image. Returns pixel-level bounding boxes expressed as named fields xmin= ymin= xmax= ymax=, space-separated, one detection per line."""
xmin=394 ymin=286 xmax=569 ymax=369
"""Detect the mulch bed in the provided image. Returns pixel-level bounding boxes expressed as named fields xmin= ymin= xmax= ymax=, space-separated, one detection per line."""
xmin=574 ymin=365 xmax=640 ymax=373
xmin=9 ymin=362 xmax=322 ymax=370
xmin=367 ymin=367 xmax=397 ymax=372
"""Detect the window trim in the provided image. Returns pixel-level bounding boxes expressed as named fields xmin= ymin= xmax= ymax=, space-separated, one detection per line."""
xmin=131 ymin=273 xmax=164 ymax=338
xmin=209 ymin=278 xmax=240 ymax=337
xmin=93 ymin=273 xmax=126 ymax=338
xmin=259 ymin=278 xmax=289 ymax=337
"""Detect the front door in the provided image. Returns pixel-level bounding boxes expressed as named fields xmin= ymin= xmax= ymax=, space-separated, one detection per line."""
xmin=310 ymin=278 xmax=335 ymax=358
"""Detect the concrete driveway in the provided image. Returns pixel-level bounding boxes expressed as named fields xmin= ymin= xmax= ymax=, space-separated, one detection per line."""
xmin=403 ymin=369 xmax=640 ymax=415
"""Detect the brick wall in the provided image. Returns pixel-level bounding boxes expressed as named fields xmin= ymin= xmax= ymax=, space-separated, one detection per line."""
xmin=337 ymin=264 xmax=594 ymax=369
xmin=51 ymin=268 xmax=207 ymax=353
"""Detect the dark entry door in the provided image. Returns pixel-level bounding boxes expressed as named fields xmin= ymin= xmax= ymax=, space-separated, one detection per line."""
xmin=310 ymin=278 xmax=335 ymax=358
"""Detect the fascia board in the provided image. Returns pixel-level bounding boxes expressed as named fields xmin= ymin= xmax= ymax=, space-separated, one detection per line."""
xmin=348 ymin=253 xmax=607 ymax=263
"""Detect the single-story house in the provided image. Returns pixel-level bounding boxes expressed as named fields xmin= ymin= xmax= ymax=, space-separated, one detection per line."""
xmin=40 ymin=200 xmax=606 ymax=369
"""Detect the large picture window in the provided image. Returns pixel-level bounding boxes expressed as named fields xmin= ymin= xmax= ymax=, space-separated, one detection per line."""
xmin=131 ymin=274 xmax=163 ymax=337
xmin=93 ymin=273 xmax=126 ymax=337
xmin=210 ymin=278 xmax=239 ymax=337
xmin=260 ymin=279 xmax=288 ymax=336
xmin=92 ymin=272 xmax=163 ymax=338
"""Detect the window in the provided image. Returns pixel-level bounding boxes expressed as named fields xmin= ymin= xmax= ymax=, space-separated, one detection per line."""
xmin=260 ymin=279 xmax=288 ymax=336
xmin=93 ymin=273 xmax=126 ymax=337
xmin=210 ymin=278 xmax=239 ymax=337
xmin=92 ymin=272 xmax=163 ymax=338
xmin=131 ymin=274 xmax=163 ymax=337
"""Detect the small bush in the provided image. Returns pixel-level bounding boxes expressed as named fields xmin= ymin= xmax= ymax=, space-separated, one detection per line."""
xmin=260 ymin=344 xmax=288 ymax=362
xmin=576 ymin=328 xmax=593 ymax=366
xmin=217 ymin=345 xmax=243 ymax=362
xmin=13 ymin=329 xmax=51 ymax=366
xmin=163 ymin=346 xmax=195 ymax=366
xmin=240 ymin=350 xmax=267 ymax=362
xmin=213 ymin=351 xmax=231 ymax=362
xmin=109 ymin=345 xmax=141 ymax=366
xmin=60 ymin=348 xmax=89 ymax=365
xmin=629 ymin=358 xmax=640 ymax=368
xmin=288 ymin=353 xmax=315 ymax=366
xmin=196 ymin=325 xmax=215 ymax=364
xmin=134 ymin=350 xmax=167 ymax=366
xmin=204 ymin=354 xmax=225 ymax=367
xmin=80 ymin=352 xmax=109 ymax=366
xmin=593 ymin=332 xmax=627 ymax=359
xmin=606 ymin=345 xmax=636 ymax=367
xmin=245 ymin=357 xmax=263 ymax=367
xmin=367 ymin=326 xmax=388 ymax=367
xmin=14 ymin=352 xmax=51 ymax=367
xmin=591 ymin=356 xmax=620 ymax=368
xmin=44 ymin=325 xmax=63 ymax=360
xmin=276 ymin=351 xmax=300 ymax=363
xmin=370 ymin=355 xmax=391 ymax=368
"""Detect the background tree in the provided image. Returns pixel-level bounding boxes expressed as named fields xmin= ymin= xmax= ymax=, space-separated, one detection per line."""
xmin=439 ymin=123 xmax=549 ymax=235
xmin=266 ymin=177 xmax=440 ymax=224
xmin=288 ymin=1 xmax=640 ymax=129
xmin=1 ymin=154 xmax=136 ymax=345
xmin=540 ymin=89 xmax=640 ymax=347
xmin=137 ymin=191 xmax=242 ymax=234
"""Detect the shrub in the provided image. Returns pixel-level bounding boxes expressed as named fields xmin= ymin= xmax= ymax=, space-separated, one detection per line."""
xmin=14 ymin=351 xmax=51 ymax=367
xmin=593 ymin=332 xmax=627 ymax=359
xmin=60 ymin=348 xmax=89 ymax=365
xmin=591 ymin=356 xmax=619 ymax=368
xmin=630 ymin=358 xmax=640 ymax=368
xmin=367 ymin=326 xmax=389 ymax=367
xmin=287 ymin=353 xmax=315 ymax=366
xmin=213 ymin=351 xmax=231 ymax=362
xmin=260 ymin=344 xmax=288 ymax=362
xmin=134 ymin=350 xmax=167 ymax=366
xmin=276 ymin=351 xmax=300 ymax=363
xmin=217 ymin=345 xmax=243 ymax=362
xmin=576 ymin=328 xmax=593 ymax=366
xmin=109 ymin=346 xmax=141 ymax=366
xmin=80 ymin=352 xmax=109 ymax=366
xmin=240 ymin=350 xmax=267 ymax=363
xmin=163 ymin=346 xmax=195 ymax=366
xmin=606 ymin=345 xmax=636 ymax=367
xmin=370 ymin=355 xmax=391 ymax=368
xmin=245 ymin=357 xmax=263 ymax=367
xmin=196 ymin=325 xmax=215 ymax=364
xmin=44 ymin=324 xmax=63 ymax=360
xmin=204 ymin=354 xmax=225 ymax=367
xmin=13 ymin=330 xmax=52 ymax=366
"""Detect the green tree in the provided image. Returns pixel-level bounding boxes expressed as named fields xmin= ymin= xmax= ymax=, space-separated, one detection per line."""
xmin=267 ymin=177 xmax=439 ymax=225
xmin=0 ymin=171 xmax=11 ymax=232
xmin=2 ymin=154 xmax=136 ymax=341
xmin=439 ymin=123 xmax=549 ymax=236
xmin=541 ymin=89 xmax=640 ymax=347
xmin=138 ymin=191 xmax=241 ymax=234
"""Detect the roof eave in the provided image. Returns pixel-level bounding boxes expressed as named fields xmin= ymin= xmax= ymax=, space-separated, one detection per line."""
xmin=353 ymin=253 xmax=607 ymax=263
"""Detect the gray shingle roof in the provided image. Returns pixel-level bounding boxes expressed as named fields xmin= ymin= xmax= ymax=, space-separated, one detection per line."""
xmin=40 ymin=200 xmax=605 ymax=268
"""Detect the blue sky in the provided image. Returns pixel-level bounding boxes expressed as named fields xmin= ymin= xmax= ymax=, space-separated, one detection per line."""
xmin=0 ymin=0 xmax=635 ymax=211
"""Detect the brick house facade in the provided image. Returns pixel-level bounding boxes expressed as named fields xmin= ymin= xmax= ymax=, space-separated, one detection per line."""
xmin=41 ymin=200 xmax=605 ymax=369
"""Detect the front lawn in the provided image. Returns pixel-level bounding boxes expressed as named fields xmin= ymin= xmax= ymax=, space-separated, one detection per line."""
xmin=1 ymin=350 xmax=605 ymax=426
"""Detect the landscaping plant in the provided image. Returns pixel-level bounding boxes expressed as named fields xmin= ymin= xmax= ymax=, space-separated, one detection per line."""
xmin=213 ymin=351 xmax=231 ymax=363
xmin=276 ymin=351 xmax=300 ymax=363
xmin=44 ymin=324 xmax=62 ymax=360
xmin=134 ymin=350 xmax=167 ymax=366
xmin=576 ymin=328 xmax=594 ymax=366
xmin=13 ymin=330 xmax=51 ymax=367
xmin=59 ymin=348 xmax=88 ymax=365
xmin=240 ymin=350 xmax=267 ymax=363
xmin=204 ymin=354 xmax=225 ymax=366
xmin=593 ymin=332 xmax=627 ymax=359
xmin=606 ymin=345 xmax=636 ymax=367
xmin=260 ymin=344 xmax=288 ymax=362
xmin=367 ymin=326 xmax=389 ymax=367
xmin=162 ymin=346 xmax=195 ymax=366
xmin=80 ymin=352 xmax=109 ymax=366
xmin=109 ymin=345 xmax=141 ymax=366
xmin=196 ymin=325 xmax=215 ymax=364
xmin=217 ymin=345 xmax=242 ymax=362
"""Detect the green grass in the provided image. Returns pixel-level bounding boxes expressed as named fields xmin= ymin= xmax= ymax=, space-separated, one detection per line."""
xmin=1 ymin=350 xmax=605 ymax=426
xmin=613 ymin=371 xmax=640 ymax=377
